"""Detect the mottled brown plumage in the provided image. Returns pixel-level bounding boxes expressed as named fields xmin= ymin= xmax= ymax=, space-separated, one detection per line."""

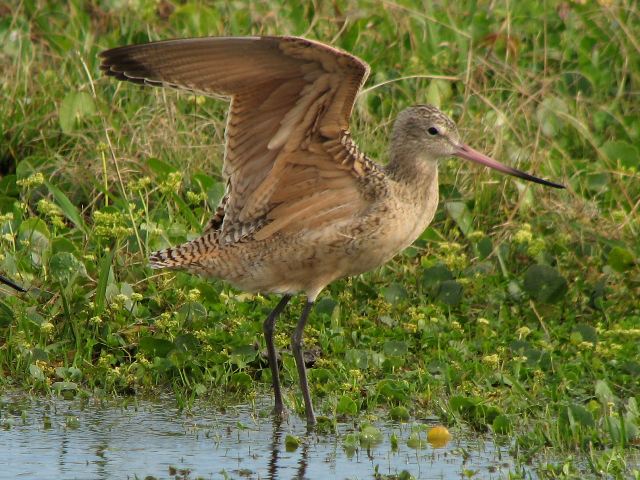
xmin=100 ymin=36 xmax=563 ymax=425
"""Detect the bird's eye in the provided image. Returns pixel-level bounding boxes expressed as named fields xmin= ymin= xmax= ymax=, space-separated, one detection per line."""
xmin=427 ymin=127 xmax=439 ymax=136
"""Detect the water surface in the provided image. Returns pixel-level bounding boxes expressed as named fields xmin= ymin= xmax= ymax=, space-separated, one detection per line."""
xmin=1 ymin=394 xmax=520 ymax=479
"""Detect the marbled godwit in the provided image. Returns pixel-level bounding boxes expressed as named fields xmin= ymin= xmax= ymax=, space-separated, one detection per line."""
xmin=100 ymin=36 xmax=564 ymax=425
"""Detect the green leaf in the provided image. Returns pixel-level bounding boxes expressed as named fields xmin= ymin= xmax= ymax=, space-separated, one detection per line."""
xmin=421 ymin=264 xmax=453 ymax=288
xmin=426 ymin=80 xmax=453 ymax=107
xmin=174 ymin=334 xmax=199 ymax=353
xmin=207 ymin=181 xmax=226 ymax=210
xmin=601 ymin=140 xmax=639 ymax=169
xmin=230 ymin=371 xmax=252 ymax=390
xmin=285 ymin=434 xmax=300 ymax=451
xmin=389 ymin=406 xmax=410 ymax=421
xmin=52 ymin=381 xmax=78 ymax=391
xmin=607 ymin=246 xmax=636 ymax=272
xmin=595 ymin=379 xmax=616 ymax=405
xmin=336 ymin=395 xmax=358 ymax=416
xmin=559 ymin=404 xmax=595 ymax=429
xmin=492 ymin=414 xmax=512 ymax=434
xmin=139 ymin=336 xmax=175 ymax=358
xmin=383 ymin=340 xmax=408 ymax=357
xmin=476 ymin=236 xmax=493 ymax=259
xmin=407 ymin=431 xmax=426 ymax=449
xmin=59 ymin=91 xmax=96 ymax=134
xmin=147 ymin=157 xmax=176 ymax=176
xmin=376 ymin=379 xmax=408 ymax=402
xmin=573 ymin=323 xmax=597 ymax=345
xmin=49 ymin=252 xmax=86 ymax=286
xmin=523 ymin=264 xmax=568 ymax=304
xmin=436 ymin=280 xmax=463 ymax=305
xmin=444 ymin=201 xmax=473 ymax=236
xmin=382 ymin=282 xmax=407 ymax=304
xmin=359 ymin=425 xmax=383 ymax=447
xmin=29 ymin=363 xmax=45 ymax=381
xmin=536 ymin=97 xmax=568 ymax=137
xmin=18 ymin=218 xmax=50 ymax=253
xmin=345 ymin=349 xmax=369 ymax=369
xmin=45 ymin=181 xmax=88 ymax=234
xmin=0 ymin=301 xmax=15 ymax=327
xmin=95 ymin=250 xmax=114 ymax=314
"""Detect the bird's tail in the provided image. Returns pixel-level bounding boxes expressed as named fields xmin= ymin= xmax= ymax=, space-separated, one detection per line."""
xmin=149 ymin=231 xmax=218 ymax=270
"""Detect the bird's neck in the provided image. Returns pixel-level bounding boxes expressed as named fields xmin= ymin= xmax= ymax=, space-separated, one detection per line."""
xmin=385 ymin=150 xmax=439 ymax=194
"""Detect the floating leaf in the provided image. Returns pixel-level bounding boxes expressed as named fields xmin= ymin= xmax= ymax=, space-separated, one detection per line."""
xmin=59 ymin=91 xmax=96 ymax=134
xmin=359 ymin=425 xmax=383 ymax=447
xmin=285 ymin=434 xmax=300 ymax=451
xmin=407 ymin=431 xmax=426 ymax=449
xmin=523 ymin=264 xmax=568 ymax=303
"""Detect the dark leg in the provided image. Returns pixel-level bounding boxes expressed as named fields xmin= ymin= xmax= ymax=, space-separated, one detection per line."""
xmin=263 ymin=294 xmax=292 ymax=417
xmin=291 ymin=300 xmax=316 ymax=425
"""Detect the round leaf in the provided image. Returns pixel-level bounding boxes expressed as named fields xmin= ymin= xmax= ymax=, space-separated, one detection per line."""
xmin=523 ymin=264 xmax=568 ymax=304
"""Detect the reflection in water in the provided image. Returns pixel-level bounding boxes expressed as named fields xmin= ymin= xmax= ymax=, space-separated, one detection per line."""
xmin=1 ymin=394 xmax=520 ymax=480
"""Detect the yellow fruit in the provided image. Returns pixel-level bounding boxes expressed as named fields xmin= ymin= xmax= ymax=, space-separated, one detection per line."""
xmin=427 ymin=425 xmax=451 ymax=448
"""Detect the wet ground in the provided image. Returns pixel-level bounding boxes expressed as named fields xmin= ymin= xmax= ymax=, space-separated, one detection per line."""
xmin=1 ymin=394 xmax=523 ymax=479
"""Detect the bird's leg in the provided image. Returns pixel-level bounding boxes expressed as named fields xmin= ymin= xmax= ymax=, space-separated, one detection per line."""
xmin=291 ymin=300 xmax=316 ymax=425
xmin=262 ymin=294 xmax=292 ymax=417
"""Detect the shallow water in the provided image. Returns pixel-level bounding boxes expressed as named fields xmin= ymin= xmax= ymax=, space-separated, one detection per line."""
xmin=1 ymin=394 xmax=521 ymax=479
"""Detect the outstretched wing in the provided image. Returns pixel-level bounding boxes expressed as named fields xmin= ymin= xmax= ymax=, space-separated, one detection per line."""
xmin=100 ymin=36 xmax=373 ymax=242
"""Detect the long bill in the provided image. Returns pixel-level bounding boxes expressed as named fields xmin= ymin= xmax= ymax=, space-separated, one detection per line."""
xmin=454 ymin=144 xmax=565 ymax=189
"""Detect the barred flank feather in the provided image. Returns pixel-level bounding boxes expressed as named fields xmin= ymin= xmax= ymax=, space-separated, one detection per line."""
xmin=149 ymin=231 xmax=218 ymax=269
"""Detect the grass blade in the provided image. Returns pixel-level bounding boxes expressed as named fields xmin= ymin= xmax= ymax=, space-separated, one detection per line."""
xmin=94 ymin=249 xmax=114 ymax=314
xmin=45 ymin=181 xmax=89 ymax=235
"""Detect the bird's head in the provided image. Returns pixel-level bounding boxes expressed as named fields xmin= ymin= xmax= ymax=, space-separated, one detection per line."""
xmin=392 ymin=104 xmax=564 ymax=189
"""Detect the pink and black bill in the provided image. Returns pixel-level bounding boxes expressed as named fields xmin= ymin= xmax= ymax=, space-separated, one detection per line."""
xmin=454 ymin=144 xmax=565 ymax=189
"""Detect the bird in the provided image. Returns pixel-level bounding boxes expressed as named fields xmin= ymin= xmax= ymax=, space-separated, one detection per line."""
xmin=100 ymin=35 xmax=564 ymax=425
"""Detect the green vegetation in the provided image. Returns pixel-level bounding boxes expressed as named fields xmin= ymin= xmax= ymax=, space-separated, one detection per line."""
xmin=1 ymin=1 xmax=639 ymax=478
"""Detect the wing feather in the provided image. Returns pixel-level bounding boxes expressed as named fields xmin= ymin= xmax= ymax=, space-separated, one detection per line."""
xmin=100 ymin=35 xmax=373 ymax=242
